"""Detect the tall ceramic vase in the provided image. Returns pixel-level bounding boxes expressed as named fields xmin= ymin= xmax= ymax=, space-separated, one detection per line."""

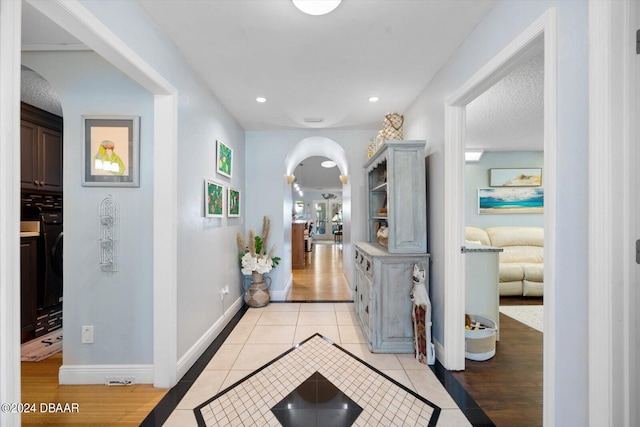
xmin=244 ymin=272 xmax=271 ymax=308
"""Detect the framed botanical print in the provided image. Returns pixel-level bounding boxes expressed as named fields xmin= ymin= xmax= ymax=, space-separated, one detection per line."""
xmin=216 ymin=140 xmax=232 ymax=178
xmin=204 ymin=179 xmax=224 ymax=218
xmin=227 ymin=187 xmax=241 ymax=217
xmin=82 ymin=115 xmax=140 ymax=187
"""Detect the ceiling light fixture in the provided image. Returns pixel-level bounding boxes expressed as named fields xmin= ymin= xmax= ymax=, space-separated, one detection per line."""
xmin=256 ymin=97 xmax=266 ymax=103
xmin=465 ymin=150 xmax=484 ymax=163
xmin=368 ymin=96 xmax=379 ymax=102
xmin=292 ymin=0 xmax=342 ymax=16
xmin=321 ymin=160 xmax=336 ymax=168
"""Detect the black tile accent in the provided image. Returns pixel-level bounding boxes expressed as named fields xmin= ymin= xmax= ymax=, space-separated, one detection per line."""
xmin=139 ymin=304 xmax=248 ymax=427
xmin=271 ymin=371 xmax=363 ymax=426
xmin=429 ymin=360 xmax=495 ymax=427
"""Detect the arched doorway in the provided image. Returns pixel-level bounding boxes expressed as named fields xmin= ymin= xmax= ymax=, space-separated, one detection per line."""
xmin=283 ymin=136 xmax=351 ymax=300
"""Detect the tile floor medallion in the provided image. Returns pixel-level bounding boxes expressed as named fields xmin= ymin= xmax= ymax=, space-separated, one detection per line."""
xmin=194 ymin=334 xmax=440 ymax=427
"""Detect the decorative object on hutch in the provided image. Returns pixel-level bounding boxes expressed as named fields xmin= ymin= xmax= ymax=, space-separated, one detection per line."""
xmin=382 ymin=112 xmax=404 ymax=140
xmin=354 ymin=140 xmax=430 ymax=353
xmin=99 ymin=195 xmax=119 ymax=272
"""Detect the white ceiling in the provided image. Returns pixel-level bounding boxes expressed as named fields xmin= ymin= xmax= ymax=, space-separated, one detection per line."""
xmin=21 ymin=0 xmax=544 ymax=186
xmin=293 ymin=157 xmax=342 ymax=192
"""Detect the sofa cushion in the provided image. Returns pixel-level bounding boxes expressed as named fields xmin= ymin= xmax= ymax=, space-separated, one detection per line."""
xmin=486 ymin=226 xmax=543 ymax=248
xmin=523 ymin=280 xmax=544 ymax=297
xmin=499 ymin=263 xmax=524 ymax=282
xmin=499 ymin=281 xmax=524 ymax=296
xmin=465 ymin=226 xmax=491 ymax=246
xmin=499 ymin=246 xmax=543 ymax=264
xmin=522 ymin=263 xmax=544 ymax=282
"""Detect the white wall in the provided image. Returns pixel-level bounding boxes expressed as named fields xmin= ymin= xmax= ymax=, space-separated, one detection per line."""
xmin=77 ymin=0 xmax=246 ymax=361
xmin=245 ymin=130 xmax=375 ymax=298
xmin=465 ymin=151 xmax=544 ymax=229
xmin=404 ymin=1 xmax=588 ymax=424
xmin=22 ymin=51 xmax=155 ymax=365
xmin=24 ymin=0 xmax=246 ymax=377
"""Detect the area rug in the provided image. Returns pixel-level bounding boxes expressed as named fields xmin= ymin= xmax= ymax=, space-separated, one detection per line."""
xmin=194 ymin=334 xmax=440 ymax=426
xmin=21 ymin=329 xmax=62 ymax=362
xmin=499 ymin=305 xmax=543 ymax=332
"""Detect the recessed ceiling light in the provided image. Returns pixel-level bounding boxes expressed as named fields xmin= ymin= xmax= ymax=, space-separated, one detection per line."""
xmin=292 ymin=0 xmax=341 ymax=16
xmin=256 ymin=97 xmax=266 ymax=103
xmin=368 ymin=96 xmax=379 ymax=102
xmin=321 ymin=160 xmax=337 ymax=168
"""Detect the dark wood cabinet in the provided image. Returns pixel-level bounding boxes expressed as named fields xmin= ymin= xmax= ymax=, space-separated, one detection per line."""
xmin=20 ymin=237 xmax=39 ymax=343
xmin=291 ymin=222 xmax=306 ymax=269
xmin=20 ymin=103 xmax=63 ymax=193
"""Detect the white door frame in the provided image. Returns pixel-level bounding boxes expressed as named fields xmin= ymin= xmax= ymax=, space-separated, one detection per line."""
xmin=588 ymin=1 xmax=637 ymax=425
xmin=442 ymin=7 xmax=557 ymax=424
xmin=0 ymin=2 xmax=178 ymax=422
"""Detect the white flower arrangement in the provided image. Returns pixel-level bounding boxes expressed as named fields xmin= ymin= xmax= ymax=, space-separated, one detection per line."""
xmin=237 ymin=216 xmax=280 ymax=275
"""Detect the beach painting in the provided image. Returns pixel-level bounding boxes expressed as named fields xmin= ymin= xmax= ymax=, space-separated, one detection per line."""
xmin=478 ymin=187 xmax=544 ymax=214
xmin=489 ymin=168 xmax=542 ymax=187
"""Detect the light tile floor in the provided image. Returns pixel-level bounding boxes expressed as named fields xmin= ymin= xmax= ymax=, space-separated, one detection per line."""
xmin=164 ymin=303 xmax=472 ymax=426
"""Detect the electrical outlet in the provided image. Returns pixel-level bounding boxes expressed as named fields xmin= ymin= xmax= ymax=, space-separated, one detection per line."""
xmin=81 ymin=326 xmax=94 ymax=344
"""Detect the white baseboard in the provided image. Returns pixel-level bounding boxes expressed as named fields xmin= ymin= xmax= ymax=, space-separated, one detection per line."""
xmin=59 ymin=364 xmax=154 ymax=385
xmin=58 ymin=297 xmax=245 ymax=385
xmin=176 ymin=297 xmax=243 ymax=380
xmin=271 ymin=274 xmax=293 ymax=301
xmin=434 ymin=338 xmax=445 ymax=366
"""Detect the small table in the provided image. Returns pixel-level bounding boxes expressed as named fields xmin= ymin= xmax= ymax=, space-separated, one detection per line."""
xmin=334 ymin=231 xmax=342 ymax=243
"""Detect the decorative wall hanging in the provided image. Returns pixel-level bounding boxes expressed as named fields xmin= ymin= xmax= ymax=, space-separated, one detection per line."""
xmin=216 ymin=140 xmax=233 ymax=178
xmin=99 ymin=195 xmax=119 ymax=272
xmin=478 ymin=187 xmax=544 ymax=214
xmin=82 ymin=115 xmax=140 ymax=187
xmin=489 ymin=168 xmax=542 ymax=187
xmin=205 ymin=179 xmax=224 ymax=217
xmin=228 ymin=187 xmax=241 ymax=217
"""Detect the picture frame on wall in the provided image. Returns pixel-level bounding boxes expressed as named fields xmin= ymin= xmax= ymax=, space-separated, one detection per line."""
xmin=216 ymin=140 xmax=233 ymax=178
xmin=478 ymin=187 xmax=544 ymax=214
xmin=82 ymin=115 xmax=140 ymax=187
xmin=489 ymin=168 xmax=542 ymax=187
xmin=227 ymin=187 xmax=241 ymax=217
xmin=204 ymin=179 xmax=224 ymax=218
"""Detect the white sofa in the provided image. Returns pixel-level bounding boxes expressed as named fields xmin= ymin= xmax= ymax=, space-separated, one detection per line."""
xmin=465 ymin=226 xmax=544 ymax=297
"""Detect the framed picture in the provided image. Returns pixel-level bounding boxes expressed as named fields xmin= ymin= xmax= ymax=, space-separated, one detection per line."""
xmin=489 ymin=168 xmax=542 ymax=187
xmin=82 ymin=115 xmax=140 ymax=187
xmin=204 ymin=179 xmax=224 ymax=218
xmin=478 ymin=187 xmax=544 ymax=214
xmin=227 ymin=187 xmax=241 ymax=217
xmin=216 ymin=140 xmax=233 ymax=178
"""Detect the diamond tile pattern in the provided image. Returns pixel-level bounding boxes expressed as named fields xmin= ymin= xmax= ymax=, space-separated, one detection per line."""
xmin=194 ymin=334 xmax=440 ymax=426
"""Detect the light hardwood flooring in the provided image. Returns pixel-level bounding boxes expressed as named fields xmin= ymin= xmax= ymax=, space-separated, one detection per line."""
xmin=286 ymin=240 xmax=352 ymax=301
xmin=21 ymin=352 xmax=167 ymax=426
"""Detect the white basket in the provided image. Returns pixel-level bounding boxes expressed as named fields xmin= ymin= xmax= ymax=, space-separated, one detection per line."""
xmin=465 ymin=314 xmax=496 ymax=361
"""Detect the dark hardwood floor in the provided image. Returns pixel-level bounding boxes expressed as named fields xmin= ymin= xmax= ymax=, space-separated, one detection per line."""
xmin=452 ymin=296 xmax=544 ymax=426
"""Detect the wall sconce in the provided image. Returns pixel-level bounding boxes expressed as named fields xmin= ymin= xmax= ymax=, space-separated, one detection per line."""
xmin=286 ymin=175 xmax=296 ymax=184
xmin=339 ymin=175 xmax=348 ymax=184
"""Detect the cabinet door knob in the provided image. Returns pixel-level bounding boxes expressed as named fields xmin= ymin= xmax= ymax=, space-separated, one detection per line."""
xmin=40 ymin=181 xmax=45 ymax=186
xmin=34 ymin=180 xmax=39 ymax=185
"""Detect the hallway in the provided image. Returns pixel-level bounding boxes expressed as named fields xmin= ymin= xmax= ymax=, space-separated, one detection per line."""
xmin=287 ymin=241 xmax=352 ymax=301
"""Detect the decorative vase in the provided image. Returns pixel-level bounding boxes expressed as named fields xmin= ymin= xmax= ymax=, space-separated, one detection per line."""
xmin=243 ymin=272 xmax=271 ymax=308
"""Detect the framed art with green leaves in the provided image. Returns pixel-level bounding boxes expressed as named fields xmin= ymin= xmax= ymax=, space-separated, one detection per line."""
xmin=216 ymin=140 xmax=232 ymax=178
xmin=204 ymin=179 xmax=224 ymax=218
xmin=228 ymin=187 xmax=241 ymax=217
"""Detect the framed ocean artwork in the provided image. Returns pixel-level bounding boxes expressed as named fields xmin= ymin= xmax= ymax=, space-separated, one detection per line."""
xmin=489 ymin=168 xmax=542 ymax=187
xmin=478 ymin=187 xmax=544 ymax=214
